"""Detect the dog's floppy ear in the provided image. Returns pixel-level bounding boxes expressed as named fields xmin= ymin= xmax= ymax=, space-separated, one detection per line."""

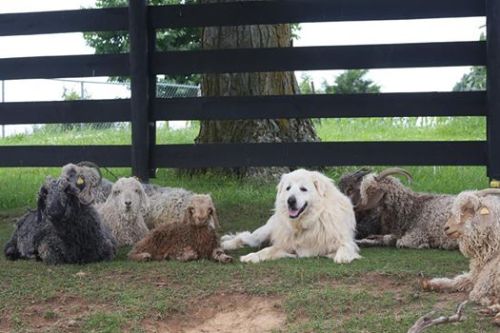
xmin=311 ymin=171 xmax=332 ymax=197
xmin=276 ymin=173 xmax=287 ymax=195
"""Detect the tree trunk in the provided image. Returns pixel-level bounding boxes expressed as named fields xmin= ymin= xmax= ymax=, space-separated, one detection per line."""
xmin=195 ymin=0 xmax=319 ymax=179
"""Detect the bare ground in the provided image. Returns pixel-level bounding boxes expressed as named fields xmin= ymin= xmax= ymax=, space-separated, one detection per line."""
xmin=0 ymin=273 xmax=474 ymax=333
xmin=143 ymin=294 xmax=285 ymax=333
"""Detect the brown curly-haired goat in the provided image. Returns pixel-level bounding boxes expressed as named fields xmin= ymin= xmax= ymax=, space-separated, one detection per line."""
xmin=128 ymin=194 xmax=232 ymax=263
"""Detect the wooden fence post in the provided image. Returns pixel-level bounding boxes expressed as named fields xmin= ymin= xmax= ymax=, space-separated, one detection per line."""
xmin=487 ymin=0 xmax=500 ymax=185
xmin=128 ymin=0 xmax=150 ymax=181
xmin=148 ymin=22 xmax=157 ymax=179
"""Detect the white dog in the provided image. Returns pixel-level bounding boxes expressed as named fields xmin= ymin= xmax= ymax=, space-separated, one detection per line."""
xmin=222 ymin=169 xmax=361 ymax=263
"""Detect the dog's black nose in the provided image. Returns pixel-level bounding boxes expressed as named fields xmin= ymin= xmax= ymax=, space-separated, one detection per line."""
xmin=125 ymin=200 xmax=132 ymax=206
xmin=287 ymin=196 xmax=297 ymax=207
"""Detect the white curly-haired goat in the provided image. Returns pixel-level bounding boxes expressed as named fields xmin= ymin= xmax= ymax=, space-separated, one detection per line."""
xmin=422 ymin=189 xmax=500 ymax=326
xmin=97 ymin=177 xmax=150 ymax=247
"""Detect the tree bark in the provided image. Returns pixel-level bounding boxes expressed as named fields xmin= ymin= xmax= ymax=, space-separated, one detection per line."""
xmin=195 ymin=0 xmax=319 ymax=179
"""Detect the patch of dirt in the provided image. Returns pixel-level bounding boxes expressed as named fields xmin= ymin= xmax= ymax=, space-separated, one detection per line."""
xmin=143 ymin=293 xmax=286 ymax=333
xmin=0 ymin=294 xmax=110 ymax=333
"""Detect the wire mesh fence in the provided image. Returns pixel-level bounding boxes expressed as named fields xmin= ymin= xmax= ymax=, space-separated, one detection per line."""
xmin=0 ymin=78 xmax=200 ymax=138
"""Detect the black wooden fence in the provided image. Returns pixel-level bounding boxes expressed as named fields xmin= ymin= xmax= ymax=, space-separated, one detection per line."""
xmin=0 ymin=0 xmax=498 ymax=182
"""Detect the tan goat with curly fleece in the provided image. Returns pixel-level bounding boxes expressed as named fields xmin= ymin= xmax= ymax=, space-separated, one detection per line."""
xmin=128 ymin=194 xmax=231 ymax=263
xmin=422 ymin=189 xmax=500 ymax=326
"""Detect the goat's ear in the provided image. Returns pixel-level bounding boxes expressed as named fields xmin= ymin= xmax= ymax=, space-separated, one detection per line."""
xmin=210 ymin=206 xmax=220 ymax=228
xmin=183 ymin=205 xmax=195 ymax=223
xmin=139 ymin=186 xmax=150 ymax=215
xmin=357 ymin=175 xmax=384 ymax=210
xmin=459 ymin=195 xmax=480 ymax=220
xmin=76 ymin=184 xmax=95 ymax=205
xmin=37 ymin=185 xmax=48 ymax=221
xmin=359 ymin=189 xmax=384 ymax=210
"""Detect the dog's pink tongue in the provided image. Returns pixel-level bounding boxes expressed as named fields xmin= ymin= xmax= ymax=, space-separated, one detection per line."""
xmin=289 ymin=208 xmax=299 ymax=217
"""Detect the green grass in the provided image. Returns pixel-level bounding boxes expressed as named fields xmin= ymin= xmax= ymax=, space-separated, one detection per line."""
xmin=0 ymin=117 xmax=495 ymax=332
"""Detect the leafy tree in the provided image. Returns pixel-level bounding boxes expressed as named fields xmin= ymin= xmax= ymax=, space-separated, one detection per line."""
xmin=453 ymin=66 xmax=486 ymax=92
xmin=322 ymin=69 xmax=380 ymax=94
xmin=453 ymin=33 xmax=486 ymax=92
xmin=84 ymin=0 xmax=200 ymax=84
xmin=298 ymin=73 xmax=319 ymax=94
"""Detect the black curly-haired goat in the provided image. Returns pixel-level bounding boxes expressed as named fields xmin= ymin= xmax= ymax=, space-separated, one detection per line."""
xmin=338 ymin=168 xmax=382 ymax=239
xmin=4 ymin=177 xmax=116 ymax=264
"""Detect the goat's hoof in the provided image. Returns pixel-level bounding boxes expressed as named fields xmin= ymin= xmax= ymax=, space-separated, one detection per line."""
xmin=219 ymin=254 xmax=233 ymax=263
xmin=136 ymin=252 xmax=152 ymax=261
xmin=419 ymin=278 xmax=432 ymax=291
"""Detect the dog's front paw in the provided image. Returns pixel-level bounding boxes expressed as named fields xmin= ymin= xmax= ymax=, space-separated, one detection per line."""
xmin=240 ymin=252 xmax=260 ymax=263
xmin=332 ymin=246 xmax=361 ymax=264
xmin=220 ymin=233 xmax=235 ymax=242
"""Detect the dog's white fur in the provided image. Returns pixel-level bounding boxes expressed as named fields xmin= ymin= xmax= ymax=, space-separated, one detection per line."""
xmin=222 ymin=169 xmax=361 ymax=263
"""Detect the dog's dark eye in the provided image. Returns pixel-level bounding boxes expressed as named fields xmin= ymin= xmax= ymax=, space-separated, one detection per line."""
xmin=135 ymin=189 xmax=141 ymax=194
xmin=286 ymin=186 xmax=291 ymax=191
xmin=113 ymin=190 xmax=121 ymax=196
xmin=300 ymin=187 xmax=307 ymax=192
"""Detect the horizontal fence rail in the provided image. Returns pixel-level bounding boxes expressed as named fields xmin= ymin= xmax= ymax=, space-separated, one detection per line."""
xmin=151 ymin=0 xmax=486 ymax=28
xmin=0 ymin=91 xmax=486 ymax=124
xmin=0 ymin=0 xmax=484 ymax=37
xmin=0 ymin=42 xmax=485 ymax=80
xmin=0 ymin=142 xmax=487 ymax=168
xmin=153 ymin=42 xmax=486 ymax=75
xmin=154 ymin=142 xmax=487 ymax=168
xmin=0 ymin=7 xmax=128 ymax=36
xmin=0 ymin=146 xmax=131 ymax=167
xmin=0 ymin=100 xmax=130 ymax=124
xmin=0 ymin=54 xmax=129 ymax=80
xmin=153 ymin=91 xmax=487 ymax=121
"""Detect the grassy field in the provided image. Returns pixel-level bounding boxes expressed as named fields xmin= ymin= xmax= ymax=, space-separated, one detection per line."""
xmin=0 ymin=118 xmax=496 ymax=332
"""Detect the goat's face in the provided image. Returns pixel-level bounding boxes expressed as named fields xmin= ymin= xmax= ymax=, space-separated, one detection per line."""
xmin=38 ymin=177 xmax=80 ymax=221
xmin=338 ymin=168 xmax=372 ymax=208
xmin=108 ymin=177 xmax=149 ymax=217
xmin=60 ymin=162 xmax=101 ymax=205
xmin=356 ymin=174 xmax=386 ymax=211
xmin=185 ymin=195 xmax=219 ymax=228
xmin=355 ymin=168 xmax=412 ymax=212
xmin=445 ymin=192 xmax=499 ymax=240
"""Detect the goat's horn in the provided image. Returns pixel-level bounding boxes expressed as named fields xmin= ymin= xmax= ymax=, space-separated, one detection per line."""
xmin=476 ymin=188 xmax=500 ymax=197
xmin=76 ymin=161 xmax=102 ymax=185
xmin=376 ymin=167 xmax=413 ymax=182
xmin=353 ymin=168 xmax=373 ymax=179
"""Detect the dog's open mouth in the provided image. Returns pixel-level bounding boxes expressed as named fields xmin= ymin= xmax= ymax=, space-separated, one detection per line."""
xmin=289 ymin=202 xmax=307 ymax=219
